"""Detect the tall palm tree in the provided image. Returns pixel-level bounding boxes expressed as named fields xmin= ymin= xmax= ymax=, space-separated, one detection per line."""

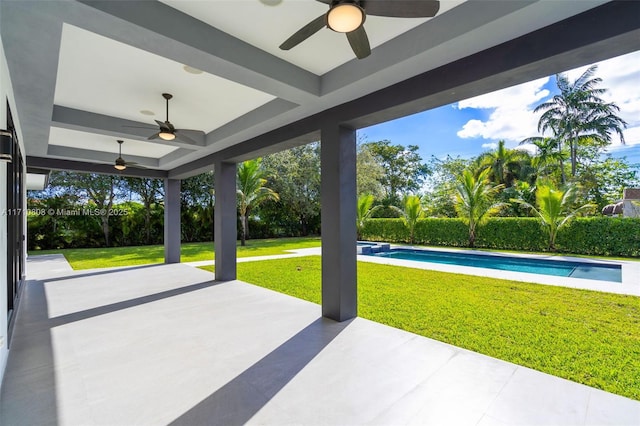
xmin=454 ymin=168 xmax=505 ymax=247
xmin=511 ymin=181 xmax=593 ymax=251
xmin=393 ymin=195 xmax=425 ymax=244
xmin=237 ymin=158 xmax=279 ymax=246
xmin=534 ymin=65 xmax=626 ymax=178
xmin=356 ymin=194 xmax=382 ymax=240
xmin=475 ymin=140 xmax=532 ymax=187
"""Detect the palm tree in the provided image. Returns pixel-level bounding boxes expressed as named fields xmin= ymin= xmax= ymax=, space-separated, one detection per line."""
xmin=475 ymin=140 xmax=532 ymax=187
xmin=534 ymin=65 xmax=626 ymax=178
xmin=356 ymin=194 xmax=382 ymax=240
xmin=392 ymin=195 xmax=425 ymax=244
xmin=520 ymin=136 xmax=567 ymax=180
xmin=454 ymin=168 xmax=505 ymax=247
xmin=237 ymin=158 xmax=279 ymax=246
xmin=511 ymin=181 xmax=593 ymax=251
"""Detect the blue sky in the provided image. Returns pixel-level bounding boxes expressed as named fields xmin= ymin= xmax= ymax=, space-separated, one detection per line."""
xmin=358 ymin=50 xmax=640 ymax=165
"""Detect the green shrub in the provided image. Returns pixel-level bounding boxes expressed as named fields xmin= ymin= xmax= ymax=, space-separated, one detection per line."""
xmin=361 ymin=217 xmax=640 ymax=257
xmin=475 ymin=218 xmax=547 ymax=251
xmin=414 ymin=218 xmax=468 ymax=247
xmin=361 ymin=219 xmax=408 ymax=242
xmin=556 ymin=217 xmax=640 ymax=257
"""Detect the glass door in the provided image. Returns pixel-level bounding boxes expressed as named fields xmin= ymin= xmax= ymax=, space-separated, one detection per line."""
xmin=6 ymin=104 xmax=24 ymax=331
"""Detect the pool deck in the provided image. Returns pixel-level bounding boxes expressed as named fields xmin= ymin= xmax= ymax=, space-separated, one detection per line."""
xmin=2 ymin=255 xmax=639 ymax=425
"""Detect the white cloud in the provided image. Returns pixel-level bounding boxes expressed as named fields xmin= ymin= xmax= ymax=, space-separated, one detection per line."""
xmin=517 ymin=143 xmax=538 ymax=156
xmin=456 ymin=78 xmax=550 ymax=142
xmin=456 ymin=50 xmax=640 ymax=148
xmin=607 ymin=126 xmax=640 ymax=151
xmin=481 ymin=142 xmax=498 ymax=149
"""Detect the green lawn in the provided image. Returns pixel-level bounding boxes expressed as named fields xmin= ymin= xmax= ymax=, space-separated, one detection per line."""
xmin=201 ymin=256 xmax=640 ymax=400
xmin=29 ymin=237 xmax=320 ymax=270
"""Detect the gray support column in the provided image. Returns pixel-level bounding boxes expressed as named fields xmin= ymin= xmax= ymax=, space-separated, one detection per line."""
xmin=214 ymin=161 xmax=237 ymax=281
xmin=164 ymin=178 xmax=181 ymax=264
xmin=321 ymin=124 xmax=357 ymax=322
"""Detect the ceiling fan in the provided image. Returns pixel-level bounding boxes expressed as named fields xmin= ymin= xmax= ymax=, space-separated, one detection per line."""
xmin=113 ymin=140 xmax=142 ymax=171
xmin=280 ymin=0 xmax=440 ymax=59
xmin=126 ymin=93 xmax=200 ymax=145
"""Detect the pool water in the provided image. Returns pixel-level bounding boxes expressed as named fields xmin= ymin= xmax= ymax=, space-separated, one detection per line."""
xmin=369 ymin=248 xmax=622 ymax=283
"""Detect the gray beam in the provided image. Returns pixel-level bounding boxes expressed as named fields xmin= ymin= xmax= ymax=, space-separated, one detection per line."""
xmin=0 ymin=1 xmax=63 ymax=156
xmin=321 ymin=124 xmax=357 ymax=322
xmin=27 ymin=156 xmax=168 ymax=179
xmin=158 ymin=148 xmax=198 ymax=168
xmin=47 ymin=145 xmax=159 ymax=168
xmin=214 ymin=161 xmax=237 ymax=281
xmin=76 ymin=0 xmax=320 ymax=102
xmin=52 ymin=106 xmax=206 ymax=149
xmin=164 ymin=179 xmax=181 ymax=264
xmin=205 ymin=99 xmax=299 ymax=147
xmin=168 ymin=129 xmax=320 ymax=179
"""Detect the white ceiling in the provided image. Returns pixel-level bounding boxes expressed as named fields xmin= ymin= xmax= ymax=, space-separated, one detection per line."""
xmin=160 ymin=0 xmax=463 ymax=75
xmin=54 ymin=24 xmax=276 ymax=133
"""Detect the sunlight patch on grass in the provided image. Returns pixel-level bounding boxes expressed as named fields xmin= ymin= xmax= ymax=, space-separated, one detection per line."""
xmin=229 ymin=256 xmax=640 ymax=401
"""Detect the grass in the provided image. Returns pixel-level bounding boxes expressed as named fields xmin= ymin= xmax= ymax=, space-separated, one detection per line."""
xmin=29 ymin=237 xmax=320 ymax=270
xmin=200 ymin=256 xmax=640 ymax=400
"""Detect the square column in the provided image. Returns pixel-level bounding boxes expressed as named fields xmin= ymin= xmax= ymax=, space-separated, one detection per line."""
xmin=321 ymin=124 xmax=357 ymax=322
xmin=164 ymin=178 xmax=181 ymax=264
xmin=214 ymin=161 xmax=237 ymax=281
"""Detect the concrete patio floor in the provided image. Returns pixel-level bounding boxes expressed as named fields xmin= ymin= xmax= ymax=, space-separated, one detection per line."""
xmin=1 ymin=256 xmax=638 ymax=425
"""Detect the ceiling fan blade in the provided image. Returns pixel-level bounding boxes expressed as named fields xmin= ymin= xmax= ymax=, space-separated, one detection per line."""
xmin=363 ymin=0 xmax=440 ymax=18
xmin=125 ymin=161 xmax=147 ymax=169
xmin=315 ymin=0 xmax=331 ymax=4
xmin=280 ymin=14 xmax=326 ymax=50
xmin=148 ymin=132 xmax=161 ymax=140
xmin=174 ymin=130 xmax=201 ymax=146
xmin=154 ymin=119 xmax=170 ymax=129
xmin=346 ymin=26 xmax=371 ymax=59
xmin=122 ymin=125 xmax=157 ymax=130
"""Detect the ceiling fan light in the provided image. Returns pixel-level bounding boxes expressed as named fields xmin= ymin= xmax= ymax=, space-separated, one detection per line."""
xmin=114 ymin=164 xmax=126 ymax=171
xmin=328 ymin=3 xmax=364 ymax=33
xmin=159 ymin=131 xmax=176 ymax=141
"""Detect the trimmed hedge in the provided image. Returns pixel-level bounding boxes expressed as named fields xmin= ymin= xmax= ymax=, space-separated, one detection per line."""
xmin=361 ymin=219 xmax=409 ymax=243
xmin=361 ymin=217 xmax=640 ymax=257
xmin=475 ymin=218 xmax=547 ymax=252
xmin=555 ymin=217 xmax=640 ymax=257
xmin=415 ymin=219 xmax=468 ymax=247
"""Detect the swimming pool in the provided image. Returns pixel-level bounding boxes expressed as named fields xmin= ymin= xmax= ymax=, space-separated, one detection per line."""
xmin=367 ymin=248 xmax=622 ymax=283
